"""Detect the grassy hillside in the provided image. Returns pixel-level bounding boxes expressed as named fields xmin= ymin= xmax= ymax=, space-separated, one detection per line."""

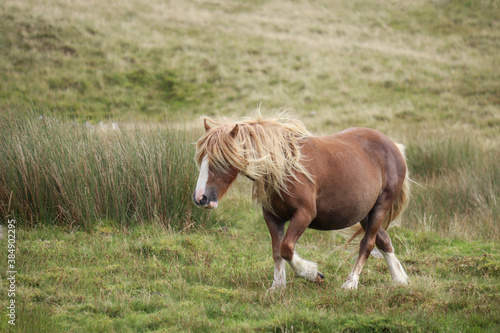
xmin=1 ymin=0 xmax=499 ymax=332
xmin=1 ymin=0 xmax=499 ymax=130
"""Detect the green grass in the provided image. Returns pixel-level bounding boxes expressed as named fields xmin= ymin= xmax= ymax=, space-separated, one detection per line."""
xmin=0 ymin=219 xmax=498 ymax=332
xmin=1 ymin=0 xmax=499 ymax=331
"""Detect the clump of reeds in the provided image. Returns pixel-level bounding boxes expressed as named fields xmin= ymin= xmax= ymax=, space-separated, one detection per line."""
xmin=405 ymin=132 xmax=499 ymax=240
xmin=0 ymin=108 xmax=214 ymax=230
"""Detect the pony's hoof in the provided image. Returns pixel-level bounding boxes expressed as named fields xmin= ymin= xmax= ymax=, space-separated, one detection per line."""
xmin=267 ymin=282 xmax=286 ymax=293
xmin=341 ymin=273 xmax=359 ymax=290
xmin=341 ymin=281 xmax=358 ymax=290
xmin=393 ymin=277 xmax=409 ymax=286
xmin=316 ymin=271 xmax=325 ymax=283
xmin=267 ymin=286 xmax=285 ymax=294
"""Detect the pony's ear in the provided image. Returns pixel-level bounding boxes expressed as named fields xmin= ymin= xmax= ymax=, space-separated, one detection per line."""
xmin=204 ymin=119 xmax=211 ymax=132
xmin=230 ymin=124 xmax=239 ymax=138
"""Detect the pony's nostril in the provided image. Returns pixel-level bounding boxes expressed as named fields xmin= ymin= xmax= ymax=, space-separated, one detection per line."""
xmin=199 ymin=195 xmax=208 ymax=206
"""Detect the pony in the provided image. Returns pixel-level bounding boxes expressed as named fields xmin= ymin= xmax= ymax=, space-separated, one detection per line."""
xmin=193 ymin=113 xmax=410 ymax=290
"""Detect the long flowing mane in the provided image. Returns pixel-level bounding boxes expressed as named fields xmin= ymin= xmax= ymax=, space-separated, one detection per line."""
xmin=195 ymin=112 xmax=314 ymax=211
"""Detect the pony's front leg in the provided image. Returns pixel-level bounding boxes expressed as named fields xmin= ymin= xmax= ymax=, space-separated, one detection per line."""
xmin=289 ymin=252 xmax=324 ymax=283
xmin=263 ymin=210 xmax=286 ymax=291
xmin=281 ymin=209 xmax=324 ymax=283
xmin=270 ymin=257 xmax=286 ymax=291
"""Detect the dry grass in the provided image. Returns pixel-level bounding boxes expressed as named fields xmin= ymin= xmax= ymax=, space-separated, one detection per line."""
xmin=2 ymin=0 xmax=499 ymax=128
xmin=404 ymin=127 xmax=499 ymax=240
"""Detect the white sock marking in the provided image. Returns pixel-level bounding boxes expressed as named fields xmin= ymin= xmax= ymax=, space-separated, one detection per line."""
xmin=380 ymin=250 xmax=408 ymax=285
xmin=289 ymin=253 xmax=318 ymax=282
xmin=269 ymin=259 xmax=286 ymax=291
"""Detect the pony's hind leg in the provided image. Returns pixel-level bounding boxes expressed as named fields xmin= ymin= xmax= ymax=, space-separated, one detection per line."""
xmin=341 ymin=202 xmax=389 ymax=289
xmin=375 ymin=228 xmax=408 ymax=285
xmin=341 ymin=237 xmax=374 ymax=289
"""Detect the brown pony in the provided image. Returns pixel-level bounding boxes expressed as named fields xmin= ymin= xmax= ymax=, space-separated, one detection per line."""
xmin=193 ymin=113 xmax=410 ymax=290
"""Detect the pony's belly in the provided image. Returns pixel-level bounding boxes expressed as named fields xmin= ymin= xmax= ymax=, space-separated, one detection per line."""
xmin=308 ymin=214 xmax=361 ymax=231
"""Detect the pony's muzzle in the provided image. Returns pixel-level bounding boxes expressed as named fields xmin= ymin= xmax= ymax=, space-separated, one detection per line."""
xmin=193 ymin=189 xmax=218 ymax=209
xmin=199 ymin=195 xmax=208 ymax=206
xmin=193 ymin=193 xmax=207 ymax=207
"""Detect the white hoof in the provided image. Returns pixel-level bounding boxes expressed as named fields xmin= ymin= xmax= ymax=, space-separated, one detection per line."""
xmin=380 ymin=250 xmax=409 ymax=286
xmin=393 ymin=273 xmax=409 ymax=286
xmin=267 ymin=281 xmax=286 ymax=293
xmin=341 ymin=273 xmax=359 ymax=290
xmin=289 ymin=253 xmax=320 ymax=282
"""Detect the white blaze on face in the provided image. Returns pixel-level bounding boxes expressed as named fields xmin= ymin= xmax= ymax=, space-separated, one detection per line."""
xmin=195 ymin=156 xmax=209 ymax=203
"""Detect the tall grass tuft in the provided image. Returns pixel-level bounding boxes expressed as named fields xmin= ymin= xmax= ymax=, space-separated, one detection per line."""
xmin=405 ymin=132 xmax=499 ymax=240
xmin=0 ymin=107 xmax=215 ymax=230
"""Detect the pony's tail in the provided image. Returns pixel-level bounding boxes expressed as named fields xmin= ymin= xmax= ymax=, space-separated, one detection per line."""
xmin=336 ymin=143 xmax=411 ymax=245
xmin=382 ymin=143 xmax=411 ymax=230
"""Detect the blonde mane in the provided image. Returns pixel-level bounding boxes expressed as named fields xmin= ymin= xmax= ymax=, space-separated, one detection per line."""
xmin=195 ymin=112 xmax=314 ymax=211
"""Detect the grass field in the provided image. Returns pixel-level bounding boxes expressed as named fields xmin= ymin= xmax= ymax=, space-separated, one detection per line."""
xmin=1 ymin=0 xmax=499 ymax=332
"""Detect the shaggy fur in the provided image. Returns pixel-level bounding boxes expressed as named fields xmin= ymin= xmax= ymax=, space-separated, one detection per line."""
xmin=195 ymin=112 xmax=314 ymax=211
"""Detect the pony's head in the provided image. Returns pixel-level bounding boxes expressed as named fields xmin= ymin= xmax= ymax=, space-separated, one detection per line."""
xmin=193 ymin=113 xmax=313 ymax=210
xmin=192 ymin=119 xmax=242 ymax=209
